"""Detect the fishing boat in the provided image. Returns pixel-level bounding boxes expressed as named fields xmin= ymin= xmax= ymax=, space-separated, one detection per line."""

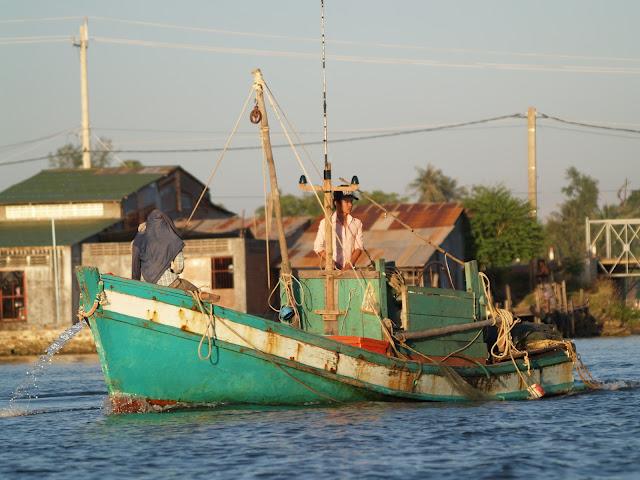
xmin=75 ymin=4 xmax=596 ymax=411
xmin=75 ymin=67 xmax=593 ymax=413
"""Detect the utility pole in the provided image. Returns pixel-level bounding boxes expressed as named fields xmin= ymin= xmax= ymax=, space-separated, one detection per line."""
xmin=527 ymin=107 xmax=537 ymax=217
xmin=75 ymin=17 xmax=91 ymax=169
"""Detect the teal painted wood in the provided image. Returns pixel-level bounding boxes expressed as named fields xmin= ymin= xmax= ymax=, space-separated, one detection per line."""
xmin=93 ymin=309 xmax=575 ymax=404
xmin=96 ymin=271 xmax=568 ymax=378
xmin=91 ymin=311 xmax=378 ymax=404
xmin=289 ymin=273 xmax=385 ymax=339
xmin=464 ymin=261 xmax=485 ymax=320
xmin=77 ymin=268 xmax=578 ymax=406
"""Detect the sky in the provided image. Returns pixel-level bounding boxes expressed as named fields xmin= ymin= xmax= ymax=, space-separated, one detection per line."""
xmin=1 ymin=0 xmax=639 ymax=219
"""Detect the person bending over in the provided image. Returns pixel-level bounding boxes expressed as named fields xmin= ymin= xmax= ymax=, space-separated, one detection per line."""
xmin=131 ymin=209 xmax=198 ymax=292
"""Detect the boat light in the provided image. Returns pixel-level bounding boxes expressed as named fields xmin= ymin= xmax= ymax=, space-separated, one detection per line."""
xmin=299 ymin=175 xmax=308 ymax=185
xmin=350 ymin=175 xmax=359 ymax=185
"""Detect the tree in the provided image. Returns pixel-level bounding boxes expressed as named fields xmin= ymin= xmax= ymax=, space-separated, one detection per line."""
xmin=47 ymin=139 xmax=114 ymax=168
xmin=122 ymin=159 xmax=143 ymax=168
xmin=358 ymin=189 xmax=408 ymax=206
xmin=600 ymin=179 xmax=640 ymax=218
xmin=545 ymin=167 xmax=599 ymax=274
xmin=255 ymin=193 xmax=323 ymax=218
xmin=409 ymin=163 xmax=467 ymax=203
xmin=463 ymin=185 xmax=544 ymax=268
xmin=255 ymin=189 xmax=406 ymax=218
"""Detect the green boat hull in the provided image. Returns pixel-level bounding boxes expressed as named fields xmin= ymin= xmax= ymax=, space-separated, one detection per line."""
xmin=77 ymin=267 xmax=579 ymax=412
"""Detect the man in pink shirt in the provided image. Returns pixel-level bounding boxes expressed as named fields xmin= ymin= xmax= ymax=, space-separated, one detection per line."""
xmin=313 ymin=189 xmax=364 ymax=270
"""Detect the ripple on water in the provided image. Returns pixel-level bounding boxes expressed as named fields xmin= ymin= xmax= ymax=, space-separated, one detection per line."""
xmin=1 ymin=337 xmax=640 ymax=479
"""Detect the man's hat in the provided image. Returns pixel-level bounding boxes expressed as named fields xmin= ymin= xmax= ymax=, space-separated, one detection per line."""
xmin=333 ymin=186 xmax=359 ymax=202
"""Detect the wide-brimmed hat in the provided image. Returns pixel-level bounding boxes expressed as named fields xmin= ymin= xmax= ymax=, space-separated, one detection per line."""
xmin=333 ymin=186 xmax=359 ymax=202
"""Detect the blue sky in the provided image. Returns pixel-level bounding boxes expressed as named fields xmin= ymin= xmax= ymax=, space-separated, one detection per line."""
xmin=1 ymin=0 xmax=639 ymax=218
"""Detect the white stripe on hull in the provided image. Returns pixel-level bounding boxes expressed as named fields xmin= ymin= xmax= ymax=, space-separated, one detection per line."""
xmin=103 ymin=290 xmax=574 ymax=399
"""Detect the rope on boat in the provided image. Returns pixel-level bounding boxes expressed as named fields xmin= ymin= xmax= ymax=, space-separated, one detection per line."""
xmin=188 ymin=291 xmax=343 ymax=403
xmin=479 ymin=272 xmax=547 ymax=398
xmin=185 ymin=86 xmax=254 ymax=227
xmin=527 ymin=338 xmax=602 ymax=390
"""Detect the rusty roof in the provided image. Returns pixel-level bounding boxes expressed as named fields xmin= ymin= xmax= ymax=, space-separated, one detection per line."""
xmin=176 ymin=215 xmax=311 ymax=241
xmin=289 ymin=202 xmax=465 ymax=269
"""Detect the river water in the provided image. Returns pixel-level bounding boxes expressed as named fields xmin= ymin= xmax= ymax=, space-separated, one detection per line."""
xmin=1 ymin=337 xmax=639 ymax=479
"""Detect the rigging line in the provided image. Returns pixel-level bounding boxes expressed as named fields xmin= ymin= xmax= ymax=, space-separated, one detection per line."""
xmin=90 ymin=37 xmax=640 ymax=75
xmin=92 ymin=134 xmax=127 ymax=167
xmin=263 ymin=83 xmax=323 ymax=180
xmin=264 ymin=87 xmax=328 ymax=223
xmin=261 ymin=154 xmax=272 ymax=291
xmin=185 ymin=86 xmax=254 ymax=226
xmin=538 ymin=113 xmax=640 ymax=135
xmin=339 ymin=177 xmax=465 ymax=266
xmin=90 ymin=16 xmax=640 ymax=65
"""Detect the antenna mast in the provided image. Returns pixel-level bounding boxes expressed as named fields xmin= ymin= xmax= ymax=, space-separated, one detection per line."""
xmin=321 ymin=0 xmax=329 ymax=170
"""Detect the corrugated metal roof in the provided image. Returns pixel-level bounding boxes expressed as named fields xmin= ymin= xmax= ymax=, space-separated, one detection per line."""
xmin=0 ymin=218 xmax=121 ymax=247
xmin=289 ymin=203 xmax=464 ymax=268
xmin=0 ymin=167 xmax=177 ymax=204
xmin=176 ymin=216 xmax=311 ymax=240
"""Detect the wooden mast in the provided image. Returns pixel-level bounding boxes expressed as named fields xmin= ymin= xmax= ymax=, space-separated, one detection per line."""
xmin=252 ymin=69 xmax=299 ymax=326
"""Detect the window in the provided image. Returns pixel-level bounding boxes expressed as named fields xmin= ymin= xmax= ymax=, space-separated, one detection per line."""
xmin=211 ymin=257 xmax=234 ymax=289
xmin=1 ymin=271 xmax=26 ymax=321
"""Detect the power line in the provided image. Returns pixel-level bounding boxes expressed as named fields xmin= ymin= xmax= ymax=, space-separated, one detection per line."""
xmin=0 ymin=114 xmax=522 ymax=167
xmin=92 ymin=16 xmax=640 ymax=65
xmin=0 ymin=128 xmax=77 ymax=151
xmin=0 ymin=36 xmax=71 ymax=45
xmin=0 ymin=154 xmax=50 ymax=167
xmin=86 ymin=114 xmax=526 ymax=154
xmin=538 ymin=124 xmax=640 ymax=141
xmin=4 ymin=112 xmax=640 ymax=168
xmin=538 ymin=113 xmax=640 ymax=135
xmin=0 ymin=17 xmax=81 ymax=24
xmin=92 ymin=36 xmax=640 ymax=75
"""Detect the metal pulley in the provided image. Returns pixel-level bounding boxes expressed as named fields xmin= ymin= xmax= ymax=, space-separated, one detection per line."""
xmin=249 ymin=105 xmax=262 ymax=124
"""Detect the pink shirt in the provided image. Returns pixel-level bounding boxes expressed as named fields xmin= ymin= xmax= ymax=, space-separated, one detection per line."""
xmin=313 ymin=213 xmax=364 ymax=267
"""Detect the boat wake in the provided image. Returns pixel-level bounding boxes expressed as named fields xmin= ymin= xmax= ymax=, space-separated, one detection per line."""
xmin=597 ymin=379 xmax=640 ymax=391
xmin=0 ymin=405 xmax=102 ymax=418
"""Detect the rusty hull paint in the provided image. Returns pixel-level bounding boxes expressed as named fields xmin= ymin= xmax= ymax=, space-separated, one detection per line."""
xmin=102 ymin=290 xmax=575 ymax=402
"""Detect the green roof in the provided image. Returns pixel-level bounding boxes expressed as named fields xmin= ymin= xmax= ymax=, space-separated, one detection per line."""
xmin=0 ymin=167 xmax=175 ymax=204
xmin=0 ymin=218 xmax=120 ymax=247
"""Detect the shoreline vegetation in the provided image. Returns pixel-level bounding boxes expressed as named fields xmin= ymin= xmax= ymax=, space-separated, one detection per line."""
xmin=1 ymin=281 xmax=638 ymax=358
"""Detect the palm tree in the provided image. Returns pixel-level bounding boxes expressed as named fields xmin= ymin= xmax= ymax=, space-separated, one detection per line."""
xmin=409 ymin=164 xmax=466 ymax=203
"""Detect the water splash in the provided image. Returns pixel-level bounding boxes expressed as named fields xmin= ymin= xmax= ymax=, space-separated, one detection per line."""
xmin=4 ymin=321 xmax=86 ymax=416
xmin=597 ymin=380 xmax=640 ymax=391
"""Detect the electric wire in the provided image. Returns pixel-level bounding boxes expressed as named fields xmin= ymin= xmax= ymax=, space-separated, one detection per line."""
xmin=91 ymin=36 xmax=640 ymax=75
xmin=91 ymin=16 xmax=640 ymax=65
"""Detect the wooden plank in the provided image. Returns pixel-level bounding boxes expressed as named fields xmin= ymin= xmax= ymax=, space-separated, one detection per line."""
xmin=406 ymin=285 xmax=473 ymax=300
xmin=297 ymin=269 xmax=381 ymax=279
xmin=406 ymin=294 xmax=474 ymax=319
